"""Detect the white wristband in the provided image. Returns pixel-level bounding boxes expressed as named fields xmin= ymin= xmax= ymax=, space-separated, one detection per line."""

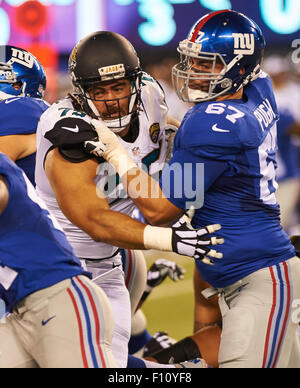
xmin=143 ymin=225 xmax=172 ymax=251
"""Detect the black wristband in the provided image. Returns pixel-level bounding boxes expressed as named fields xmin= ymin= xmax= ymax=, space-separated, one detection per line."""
xmin=148 ymin=337 xmax=201 ymax=364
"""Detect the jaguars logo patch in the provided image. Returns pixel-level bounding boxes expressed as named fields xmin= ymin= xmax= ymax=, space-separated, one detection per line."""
xmin=149 ymin=123 xmax=160 ymax=144
xmin=69 ymin=45 xmax=78 ymax=71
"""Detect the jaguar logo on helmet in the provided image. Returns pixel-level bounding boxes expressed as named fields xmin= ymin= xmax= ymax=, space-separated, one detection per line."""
xmin=69 ymin=45 xmax=78 ymax=72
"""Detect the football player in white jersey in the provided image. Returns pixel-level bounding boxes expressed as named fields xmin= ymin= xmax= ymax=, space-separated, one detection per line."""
xmin=35 ymin=31 xmax=223 ymax=368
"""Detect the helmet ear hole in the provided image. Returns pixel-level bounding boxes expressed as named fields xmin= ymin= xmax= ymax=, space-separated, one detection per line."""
xmin=12 ymin=81 xmax=22 ymax=90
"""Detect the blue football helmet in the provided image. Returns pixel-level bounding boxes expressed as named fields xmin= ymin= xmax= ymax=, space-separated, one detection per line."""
xmin=172 ymin=10 xmax=266 ymax=103
xmin=0 ymin=45 xmax=46 ymax=98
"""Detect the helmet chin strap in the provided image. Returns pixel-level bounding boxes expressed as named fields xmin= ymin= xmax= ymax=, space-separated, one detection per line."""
xmin=103 ymin=114 xmax=132 ymax=133
xmin=86 ymin=98 xmax=131 ymax=133
xmin=187 ymin=87 xmax=209 ymax=101
xmin=19 ymin=81 xmax=27 ymax=97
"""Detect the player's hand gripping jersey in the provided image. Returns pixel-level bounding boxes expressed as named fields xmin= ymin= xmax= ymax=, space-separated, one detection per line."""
xmin=0 ymin=153 xmax=90 ymax=313
xmin=0 ymin=94 xmax=49 ymax=185
xmin=160 ymin=72 xmax=296 ymax=287
xmin=35 ymin=73 xmax=168 ymax=259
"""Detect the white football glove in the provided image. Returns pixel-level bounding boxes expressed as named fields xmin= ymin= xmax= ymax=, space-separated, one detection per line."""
xmin=90 ymin=119 xmax=136 ymax=176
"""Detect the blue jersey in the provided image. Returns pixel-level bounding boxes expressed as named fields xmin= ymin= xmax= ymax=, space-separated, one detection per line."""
xmin=0 ymin=96 xmax=49 ymax=185
xmin=0 ymin=153 xmax=91 ymax=312
xmin=160 ymin=73 xmax=295 ymax=287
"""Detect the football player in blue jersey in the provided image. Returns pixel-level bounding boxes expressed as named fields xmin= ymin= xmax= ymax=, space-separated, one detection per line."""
xmin=0 ymin=45 xmax=48 ymax=185
xmin=0 ymin=152 xmax=117 ymax=368
xmin=88 ymin=10 xmax=300 ymax=368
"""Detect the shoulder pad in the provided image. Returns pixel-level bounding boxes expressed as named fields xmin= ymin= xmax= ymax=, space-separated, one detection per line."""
xmin=44 ymin=117 xmax=97 ymax=147
xmin=58 ymin=143 xmax=105 ymax=164
xmin=58 ymin=144 xmax=93 ymax=163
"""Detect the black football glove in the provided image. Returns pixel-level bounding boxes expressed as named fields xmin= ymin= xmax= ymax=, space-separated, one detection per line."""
xmin=146 ymin=258 xmax=186 ymax=289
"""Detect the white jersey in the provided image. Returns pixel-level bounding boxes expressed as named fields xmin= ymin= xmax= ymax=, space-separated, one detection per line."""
xmin=35 ymin=73 xmax=168 ymax=259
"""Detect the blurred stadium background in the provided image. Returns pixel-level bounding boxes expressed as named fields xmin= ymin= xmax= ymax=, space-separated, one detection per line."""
xmin=3 ymin=0 xmax=300 ymax=340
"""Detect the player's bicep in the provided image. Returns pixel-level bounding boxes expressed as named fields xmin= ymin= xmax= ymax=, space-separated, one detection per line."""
xmin=44 ymin=147 xmax=109 ymax=234
xmin=0 ymin=134 xmax=36 ymax=161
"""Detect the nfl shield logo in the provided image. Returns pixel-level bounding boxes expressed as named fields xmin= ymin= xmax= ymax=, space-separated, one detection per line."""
xmin=132 ymin=147 xmax=140 ymax=156
xmin=149 ymin=123 xmax=160 ymax=143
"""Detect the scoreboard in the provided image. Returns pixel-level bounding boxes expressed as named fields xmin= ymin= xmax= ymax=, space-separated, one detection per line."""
xmin=0 ymin=0 xmax=299 ymax=53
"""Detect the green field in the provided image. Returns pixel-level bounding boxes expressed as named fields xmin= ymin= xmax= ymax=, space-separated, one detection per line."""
xmin=141 ymin=250 xmax=196 ymax=341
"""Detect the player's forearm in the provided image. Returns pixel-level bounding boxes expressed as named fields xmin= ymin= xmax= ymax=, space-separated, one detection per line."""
xmin=87 ymin=210 xmax=146 ymax=249
xmin=120 ymin=167 xmax=174 ymax=225
xmin=75 ymin=207 xmax=176 ymax=252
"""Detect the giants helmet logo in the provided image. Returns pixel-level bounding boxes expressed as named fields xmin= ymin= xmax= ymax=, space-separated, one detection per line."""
xmin=232 ymin=33 xmax=255 ymax=55
xmin=8 ymin=48 xmax=36 ymax=69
